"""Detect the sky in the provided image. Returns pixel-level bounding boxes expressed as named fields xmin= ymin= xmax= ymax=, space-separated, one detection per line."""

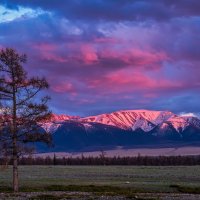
xmin=0 ymin=0 xmax=200 ymax=116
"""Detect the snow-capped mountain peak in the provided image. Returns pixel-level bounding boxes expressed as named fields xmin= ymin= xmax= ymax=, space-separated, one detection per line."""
xmin=50 ymin=114 xmax=79 ymax=121
xmin=36 ymin=110 xmax=200 ymax=152
xmin=81 ymin=110 xmax=175 ymax=132
xmin=166 ymin=116 xmax=189 ymax=132
xmin=41 ymin=110 xmax=200 ymax=135
xmin=41 ymin=114 xmax=80 ymax=133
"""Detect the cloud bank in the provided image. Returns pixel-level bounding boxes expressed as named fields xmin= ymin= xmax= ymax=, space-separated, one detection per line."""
xmin=0 ymin=0 xmax=200 ymax=116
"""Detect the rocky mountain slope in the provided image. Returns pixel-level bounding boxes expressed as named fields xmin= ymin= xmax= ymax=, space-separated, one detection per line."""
xmin=38 ymin=110 xmax=200 ymax=151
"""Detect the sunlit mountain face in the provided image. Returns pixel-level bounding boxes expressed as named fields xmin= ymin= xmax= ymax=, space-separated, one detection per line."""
xmin=0 ymin=1 xmax=200 ymax=117
xmin=36 ymin=110 xmax=200 ymax=151
xmin=43 ymin=110 xmax=200 ymax=134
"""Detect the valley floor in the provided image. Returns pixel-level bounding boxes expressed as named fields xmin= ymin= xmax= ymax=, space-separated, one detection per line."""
xmin=0 ymin=166 xmax=200 ymax=199
xmin=35 ymin=146 xmax=200 ymax=158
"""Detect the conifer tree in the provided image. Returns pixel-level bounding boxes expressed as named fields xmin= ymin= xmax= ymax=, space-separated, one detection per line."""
xmin=0 ymin=48 xmax=51 ymax=192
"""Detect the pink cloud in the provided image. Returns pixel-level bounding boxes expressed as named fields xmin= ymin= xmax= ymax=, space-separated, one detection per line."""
xmin=32 ymin=43 xmax=68 ymax=63
xmin=87 ymin=69 xmax=182 ymax=94
xmin=99 ymin=48 xmax=168 ymax=68
xmin=61 ymin=39 xmax=168 ymax=69
xmin=33 ymin=43 xmax=57 ymax=51
xmin=41 ymin=52 xmax=68 ymax=63
xmin=52 ymin=82 xmax=77 ymax=95
xmin=80 ymin=44 xmax=98 ymax=64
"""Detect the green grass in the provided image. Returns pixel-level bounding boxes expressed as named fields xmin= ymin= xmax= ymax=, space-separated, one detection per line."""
xmin=0 ymin=165 xmax=200 ymax=194
xmin=170 ymin=184 xmax=200 ymax=194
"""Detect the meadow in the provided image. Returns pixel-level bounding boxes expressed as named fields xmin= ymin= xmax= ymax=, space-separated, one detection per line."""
xmin=0 ymin=165 xmax=200 ymax=199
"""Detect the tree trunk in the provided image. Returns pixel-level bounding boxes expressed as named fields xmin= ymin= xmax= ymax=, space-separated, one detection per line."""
xmin=13 ymin=141 xmax=19 ymax=193
xmin=12 ymin=73 xmax=18 ymax=193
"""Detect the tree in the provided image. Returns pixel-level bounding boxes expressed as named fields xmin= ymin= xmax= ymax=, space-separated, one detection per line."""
xmin=99 ymin=149 xmax=107 ymax=165
xmin=53 ymin=153 xmax=57 ymax=165
xmin=0 ymin=48 xmax=51 ymax=192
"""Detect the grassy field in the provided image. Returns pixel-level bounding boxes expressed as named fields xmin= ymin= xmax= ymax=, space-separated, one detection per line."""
xmin=0 ymin=165 xmax=200 ymax=199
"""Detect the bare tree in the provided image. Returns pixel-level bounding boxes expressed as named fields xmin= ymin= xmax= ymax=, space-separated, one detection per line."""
xmin=99 ymin=149 xmax=107 ymax=165
xmin=0 ymin=48 xmax=51 ymax=192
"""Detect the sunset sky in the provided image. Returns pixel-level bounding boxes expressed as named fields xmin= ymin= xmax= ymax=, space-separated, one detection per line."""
xmin=0 ymin=0 xmax=200 ymax=116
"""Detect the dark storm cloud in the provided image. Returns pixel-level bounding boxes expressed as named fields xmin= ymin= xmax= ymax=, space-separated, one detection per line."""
xmin=2 ymin=0 xmax=200 ymax=21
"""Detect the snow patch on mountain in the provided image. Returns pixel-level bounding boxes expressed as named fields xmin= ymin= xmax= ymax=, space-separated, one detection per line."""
xmin=182 ymin=116 xmax=200 ymax=129
xmin=42 ymin=122 xmax=62 ymax=133
xmin=82 ymin=122 xmax=93 ymax=131
xmin=132 ymin=116 xmax=155 ymax=132
xmin=166 ymin=116 xmax=189 ymax=132
xmin=81 ymin=110 xmax=175 ymax=132
xmin=180 ymin=112 xmax=200 ymax=118
xmin=41 ymin=114 xmax=80 ymax=133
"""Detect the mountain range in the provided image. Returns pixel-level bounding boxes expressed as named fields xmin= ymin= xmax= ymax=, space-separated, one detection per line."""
xmin=38 ymin=110 xmax=200 ymax=152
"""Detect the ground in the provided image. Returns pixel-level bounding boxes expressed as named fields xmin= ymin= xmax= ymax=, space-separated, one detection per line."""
xmin=34 ymin=146 xmax=200 ymax=158
xmin=0 ymin=166 xmax=200 ymax=199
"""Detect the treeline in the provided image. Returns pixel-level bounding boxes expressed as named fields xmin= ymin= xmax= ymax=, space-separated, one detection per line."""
xmin=1 ymin=155 xmax=200 ymax=166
